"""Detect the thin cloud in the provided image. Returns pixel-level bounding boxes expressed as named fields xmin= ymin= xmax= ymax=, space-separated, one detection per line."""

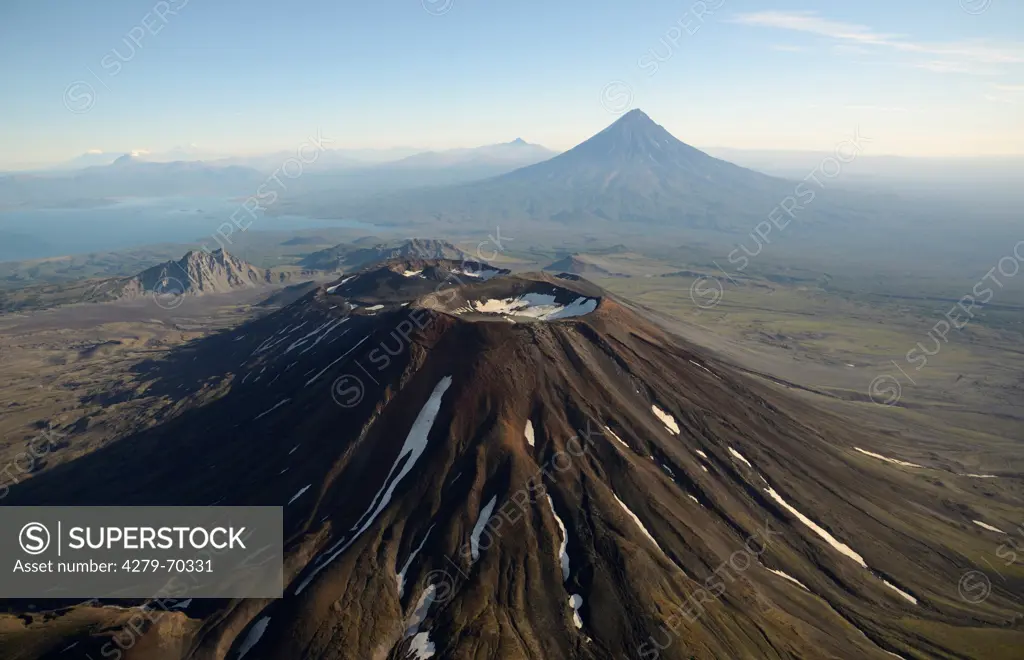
xmin=986 ymin=83 xmax=1024 ymax=104
xmin=731 ymin=11 xmax=1024 ymax=74
xmin=770 ymin=44 xmax=806 ymax=52
xmin=832 ymin=44 xmax=871 ymax=56
xmin=731 ymin=11 xmax=903 ymax=46
xmin=844 ymin=105 xmax=909 ymax=113
xmin=913 ymin=60 xmax=998 ymax=76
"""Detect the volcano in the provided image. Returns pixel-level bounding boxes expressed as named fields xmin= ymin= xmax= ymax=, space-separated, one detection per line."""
xmin=3 ymin=259 xmax=1021 ymax=659
xmin=348 ymin=110 xmax=794 ymax=231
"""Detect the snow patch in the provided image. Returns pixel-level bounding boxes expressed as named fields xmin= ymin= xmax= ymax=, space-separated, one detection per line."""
xmin=613 ymin=493 xmax=660 ymax=550
xmin=973 ymin=520 xmax=1006 ymax=534
xmin=651 ymin=405 xmax=679 ymax=434
xmin=402 ymin=270 xmax=424 ymax=278
xmin=854 ymin=448 xmax=923 ymax=469
xmin=689 ymin=359 xmax=720 ymax=379
xmin=254 ymin=398 xmax=290 ymax=421
xmin=285 ymin=319 xmax=335 ymax=355
xmin=299 ymin=318 xmax=348 ymax=355
xmin=546 ymin=495 xmax=570 ymax=581
xmin=304 ymin=335 xmax=370 ymax=387
xmin=288 ymin=484 xmax=311 ymax=505
xmin=462 ymin=293 xmax=597 ymax=321
xmin=695 ymin=449 xmax=708 ymax=459
xmin=471 ymin=496 xmax=498 ymax=562
xmin=365 ymin=304 xmax=384 ymax=311
xmin=237 ymin=616 xmax=270 ymax=659
xmin=882 ymin=579 xmax=918 ymax=605
xmin=296 ymin=376 xmax=453 ymax=594
xmin=326 ymin=275 xmax=356 ymax=293
xmin=407 ymin=632 xmax=436 ymax=659
xmin=728 ymin=447 xmax=752 ymax=469
xmin=525 ymin=420 xmax=535 ymax=447
xmin=404 ymin=584 xmax=437 ymax=638
xmin=764 ymin=486 xmax=867 ymax=568
xmin=569 ymin=594 xmax=584 ymax=629
xmin=398 ymin=524 xmax=435 ymax=598
xmin=766 ymin=568 xmax=809 ymax=591
xmin=605 ymin=426 xmax=629 ymax=449
xmin=452 ymin=267 xmax=503 ymax=281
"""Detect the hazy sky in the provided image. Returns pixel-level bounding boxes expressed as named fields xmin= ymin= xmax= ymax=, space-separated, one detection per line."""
xmin=2 ymin=0 xmax=1023 ymax=168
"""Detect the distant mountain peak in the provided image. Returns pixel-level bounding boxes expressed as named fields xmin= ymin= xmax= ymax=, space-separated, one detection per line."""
xmin=179 ymin=247 xmax=232 ymax=265
xmin=500 ymin=107 xmax=712 ymax=175
xmin=601 ymin=108 xmax=668 ymax=139
xmin=123 ymin=249 xmax=269 ymax=299
xmin=396 ymin=108 xmax=785 ymax=230
xmin=509 ymin=137 xmax=528 ymax=146
xmin=617 ymin=108 xmax=654 ymax=123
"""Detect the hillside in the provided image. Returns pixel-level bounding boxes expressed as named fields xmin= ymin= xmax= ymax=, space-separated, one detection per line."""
xmin=3 ymin=263 xmax=1021 ymax=659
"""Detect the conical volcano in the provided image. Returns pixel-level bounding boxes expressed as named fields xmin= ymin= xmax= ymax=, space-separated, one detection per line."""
xmin=349 ymin=109 xmax=791 ymax=230
xmin=3 ymin=261 xmax=1021 ymax=659
xmin=511 ymin=108 xmax=751 ymax=178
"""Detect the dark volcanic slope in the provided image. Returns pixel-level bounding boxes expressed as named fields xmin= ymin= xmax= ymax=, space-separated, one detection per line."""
xmin=3 ymin=262 xmax=1022 ymax=660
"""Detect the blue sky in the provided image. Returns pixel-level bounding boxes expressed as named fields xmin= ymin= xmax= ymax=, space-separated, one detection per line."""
xmin=1 ymin=0 xmax=1022 ymax=168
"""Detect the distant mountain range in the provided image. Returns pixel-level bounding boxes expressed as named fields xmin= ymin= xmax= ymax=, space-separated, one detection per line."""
xmin=40 ymin=146 xmax=424 ymax=172
xmin=385 ymin=138 xmax=555 ymax=171
xmin=0 ymin=140 xmax=560 ymax=211
xmin=0 ymin=157 xmax=266 ymax=209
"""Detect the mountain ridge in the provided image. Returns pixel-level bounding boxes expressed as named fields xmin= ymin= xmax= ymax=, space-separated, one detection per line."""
xmin=300 ymin=238 xmax=470 ymax=272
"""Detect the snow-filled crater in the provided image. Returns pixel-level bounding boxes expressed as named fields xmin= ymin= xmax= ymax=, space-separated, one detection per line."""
xmin=455 ymin=292 xmax=598 ymax=321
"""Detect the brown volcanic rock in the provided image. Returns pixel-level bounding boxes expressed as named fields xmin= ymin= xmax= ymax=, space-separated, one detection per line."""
xmin=300 ymin=239 xmax=470 ymax=272
xmin=0 ymin=249 xmax=293 ymax=312
xmin=3 ymin=265 xmax=1022 ymax=659
xmin=107 ymin=248 xmax=271 ymax=300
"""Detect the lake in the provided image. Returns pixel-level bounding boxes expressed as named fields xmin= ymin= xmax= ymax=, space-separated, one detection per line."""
xmin=0 ymin=197 xmax=374 ymax=262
